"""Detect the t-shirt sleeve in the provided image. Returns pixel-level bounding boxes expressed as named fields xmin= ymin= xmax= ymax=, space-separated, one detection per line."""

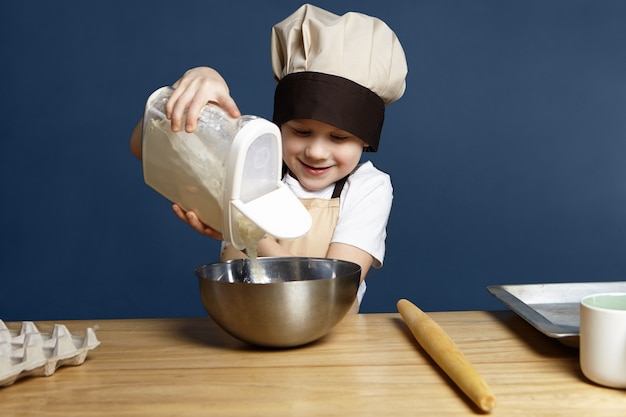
xmin=331 ymin=168 xmax=393 ymax=268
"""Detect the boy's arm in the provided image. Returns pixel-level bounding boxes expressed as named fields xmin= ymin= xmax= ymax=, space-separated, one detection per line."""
xmin=130 ymin=119 xmax=143 ymax=160
xmin=326 ymin=243 xmax=373 ymax=284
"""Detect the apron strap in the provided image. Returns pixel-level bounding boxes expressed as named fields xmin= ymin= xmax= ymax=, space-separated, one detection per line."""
xmin=332 ymin=163 xmax=363 ymax=198
xmin=332 ymin=175 xmax=349 ymax=198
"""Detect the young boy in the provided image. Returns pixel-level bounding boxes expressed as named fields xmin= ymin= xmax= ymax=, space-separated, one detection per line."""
xmin=130 ymin=4 xmax=408 ymax=309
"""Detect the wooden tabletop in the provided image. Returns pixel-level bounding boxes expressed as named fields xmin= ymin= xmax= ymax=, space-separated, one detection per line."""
xmin=2 ymin=311 xmax=625 ymax=416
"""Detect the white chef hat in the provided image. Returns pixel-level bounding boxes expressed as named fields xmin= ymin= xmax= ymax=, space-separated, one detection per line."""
xmin=271 ymin=3 xmax=408 ymax=151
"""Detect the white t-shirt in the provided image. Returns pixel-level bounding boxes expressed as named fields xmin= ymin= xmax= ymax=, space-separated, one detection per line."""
xmin=282 ymin=161 xmax=393 ymax=268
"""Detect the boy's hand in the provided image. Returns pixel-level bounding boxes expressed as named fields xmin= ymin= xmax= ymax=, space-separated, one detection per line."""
xmin=166 ymin=67 xmax=241 ymax=133
xmin=171 ymin=203 xmax=224 ymax=241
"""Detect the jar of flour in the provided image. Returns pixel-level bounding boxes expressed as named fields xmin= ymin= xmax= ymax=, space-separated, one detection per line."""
xmin=141 ymin=87 xmax=311 ymax=250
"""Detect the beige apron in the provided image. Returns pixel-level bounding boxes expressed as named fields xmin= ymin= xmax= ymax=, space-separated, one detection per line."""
xmin=221 ymin=176 xmax=360 ymax=313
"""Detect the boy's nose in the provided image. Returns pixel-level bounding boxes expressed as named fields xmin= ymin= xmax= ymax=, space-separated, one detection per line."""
xmin=304 ymin=137 xmax=329 ymax=160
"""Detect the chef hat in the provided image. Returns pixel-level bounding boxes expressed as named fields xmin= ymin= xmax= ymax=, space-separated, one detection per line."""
xmin=271 ymin=4 xmax=408 ymax=151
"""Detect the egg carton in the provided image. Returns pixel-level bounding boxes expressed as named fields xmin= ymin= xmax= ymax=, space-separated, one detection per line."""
xmin=0 ymin=320 xmax=100 ymax=387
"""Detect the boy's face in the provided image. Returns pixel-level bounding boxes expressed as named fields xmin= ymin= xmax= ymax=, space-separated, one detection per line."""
xmin=281 ymin=119 xmax=367 ymax=191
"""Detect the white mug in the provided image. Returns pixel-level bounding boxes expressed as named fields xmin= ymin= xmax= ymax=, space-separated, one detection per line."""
xmin=579 ymin=292 xmax=626 ymax=388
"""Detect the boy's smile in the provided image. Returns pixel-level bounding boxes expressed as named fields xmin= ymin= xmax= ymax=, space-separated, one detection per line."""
xmin=281 ymin=119 xmax=367 ymax=191
xmin=299 ymin=159 xmax=333 ymax=176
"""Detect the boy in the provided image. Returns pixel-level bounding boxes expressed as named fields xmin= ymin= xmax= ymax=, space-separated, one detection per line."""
xmin=130 ymin=4 xmax=408 ymax=309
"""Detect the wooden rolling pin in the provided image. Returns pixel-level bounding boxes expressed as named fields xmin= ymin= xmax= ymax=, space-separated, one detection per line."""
xmin=397 ymin=299 xmax=496 ymax=413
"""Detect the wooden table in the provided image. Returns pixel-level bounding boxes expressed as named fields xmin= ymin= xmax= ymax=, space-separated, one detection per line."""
xmin=2 ymin=312 xmax=625 ymax=416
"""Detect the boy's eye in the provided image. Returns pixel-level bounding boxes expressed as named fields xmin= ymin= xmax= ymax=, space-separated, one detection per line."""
xmin=331 ymin=134 xmax=349 ymax=141
xmin=292 ymin=128 xmax=310 ymax=136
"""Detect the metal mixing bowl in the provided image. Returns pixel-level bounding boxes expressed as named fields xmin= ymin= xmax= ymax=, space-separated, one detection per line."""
xmin=195 ymin=257 xmax=361 ymax=348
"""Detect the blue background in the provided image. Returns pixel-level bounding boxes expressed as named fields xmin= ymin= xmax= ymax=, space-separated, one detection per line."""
xmin=1 ymin=0 xmax=625 ymax=320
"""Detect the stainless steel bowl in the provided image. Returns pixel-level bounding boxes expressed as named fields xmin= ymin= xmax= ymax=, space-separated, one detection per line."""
xmin=195 ymin=257 xmax=361 ymax=347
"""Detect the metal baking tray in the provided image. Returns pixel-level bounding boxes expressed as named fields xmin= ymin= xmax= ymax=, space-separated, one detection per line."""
xmin=487 ymin=281 xmax=626 ymax=347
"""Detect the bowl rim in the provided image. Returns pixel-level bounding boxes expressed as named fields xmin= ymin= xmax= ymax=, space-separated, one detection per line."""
xmin=194 ymin=256 xmax=362 ymax=284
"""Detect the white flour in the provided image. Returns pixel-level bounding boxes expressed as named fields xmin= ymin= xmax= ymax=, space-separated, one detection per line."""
xmin=236 ymin=214 xmax=270 ymax=283
xmin=149 ymin=118 xmax=227 ymax=206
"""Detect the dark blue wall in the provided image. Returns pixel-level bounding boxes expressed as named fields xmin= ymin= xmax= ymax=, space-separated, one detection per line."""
xmin=2 ymin=1 xmax=625 ymax=320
